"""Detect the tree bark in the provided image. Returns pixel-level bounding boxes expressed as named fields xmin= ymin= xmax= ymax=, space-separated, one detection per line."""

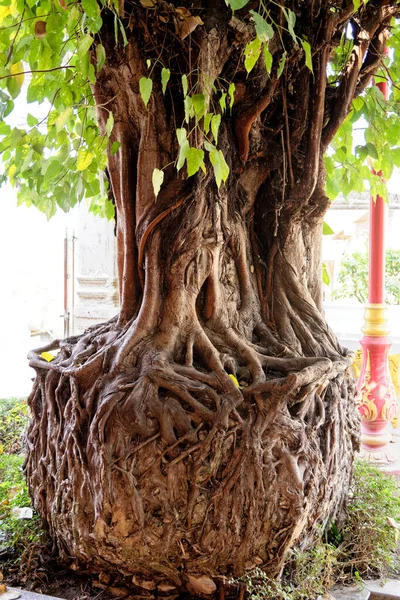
xmin=24 ymin=0 xmax=396 ymax=594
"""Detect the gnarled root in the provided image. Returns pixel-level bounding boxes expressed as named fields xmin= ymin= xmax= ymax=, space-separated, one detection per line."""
xmin=25 ymin=314 xmax=359 ymax=594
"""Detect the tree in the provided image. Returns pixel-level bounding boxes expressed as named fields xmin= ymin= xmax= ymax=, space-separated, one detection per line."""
xmin=333 ymin=249 xmax=400 ymax=304
xmin=1 ymin=0 xmax=400 ymax=593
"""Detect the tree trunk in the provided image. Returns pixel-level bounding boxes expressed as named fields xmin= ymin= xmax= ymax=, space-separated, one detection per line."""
xmin=24 ymin=0 xmax=393 ymax=593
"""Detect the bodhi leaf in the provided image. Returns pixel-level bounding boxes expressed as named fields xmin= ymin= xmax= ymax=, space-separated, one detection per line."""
xmin=186 ymin=147 xmax=205 ymax=177
xmin=264 ymin=46 xmax=273 ymax=74
xmin=209 ymin=148 xmax=229 ymax=188
xmin=250 ymin=10 xmax=274 ymax=42
xmin=192 ymin=94 xmax=206 ymax=120
xmin=228 ymin=83 xmax=235 ymax=111
xmin=322 ymin=222 xmax=334 ymax=235
xmin=152 ymin=168 xmax=164 ymax=198
xmin=139 ymin=77 xmax=153 ymax=108
xmin=161 ymin=67 xmax=170 ymax=95
xmin=225 ymin=0 xmax=250 ymax=10
xmin=322 ymin=263 xmax=330 ymax=286
xmin=244 ymin=38 xmax=262 ymax=74
xmin=211 ymin=114 xmax=221 ymax=144
xmin=277 ymin=51 xmax=287 ymax=78
xmin=77 ymin=148 xmax=95 ymax=171
xmin=204 ymin=113 xmax=213 ymax=135
xmin=106 ymin=112 xmax=114 ymax=137
xmin=300 ymin=39 xmax=313 ymax=73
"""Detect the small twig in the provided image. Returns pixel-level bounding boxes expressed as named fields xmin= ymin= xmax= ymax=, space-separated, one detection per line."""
xmin=0 ymin=65 xmax=74 ymax=81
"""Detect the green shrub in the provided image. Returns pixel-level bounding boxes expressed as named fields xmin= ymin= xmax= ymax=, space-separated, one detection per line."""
xmin=238 ymin=459 xmax=400 ymax=599
xmin=0 ymin=398 xmax=30 ymax=454
xmin=332 ymin=249 xmax=400 ymax=305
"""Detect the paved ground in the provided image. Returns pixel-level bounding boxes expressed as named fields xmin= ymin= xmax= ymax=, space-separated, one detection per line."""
xmin=6 ymin=589 xmax=63 ymax=600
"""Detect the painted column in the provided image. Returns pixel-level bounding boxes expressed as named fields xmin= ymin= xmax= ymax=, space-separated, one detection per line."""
xmin=357 ymin=60 xmax=398 ymax=459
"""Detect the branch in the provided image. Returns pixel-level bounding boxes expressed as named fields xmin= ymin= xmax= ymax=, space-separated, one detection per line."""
xmin=322 ymin=2 xmax=397 ymax=148
xmin=234 ymin=78 xmax=279 ymax=162
xmin=0 ymin=65 xmax=74 ymax=81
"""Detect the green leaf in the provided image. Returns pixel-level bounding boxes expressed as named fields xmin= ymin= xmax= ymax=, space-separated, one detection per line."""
xmin=322 ymin=222 xmax=334 ymax=235
xmin=353 ymin=96 xmax=363 ymax=111
xmin=6 ymin=75 xmax=22 ymax=99
xmin=352 ymin=0 xmax=361 ymax=11
xmin=249 ymin=10 xmax=274 ymax=42
xmin=228 ymin=83 xmax=235 ymax=111
xmin=176 ymin=127 xmax=187 ymax=146
xmin=161 ymin=67 xmax=170 ymax=95
xmin=204 ymin=113 xmax=212 ymax=135
xmin=77 ymin=148 xmax=94 ymax=171
xmin=111 ymin=141 xmax=121 ymax=155
xmin=119 ymin=19 xmax=128 ymax=47
xmin=96 ymin=43 xmax=106 ymax=71
xmin=182 ymin=74 xmax=188 ymax=97
xmin=300 ymin=39 xmax=313 ymax=73
xmin=322 ymin=263 xmax=330 ymax=285
xmin=56 ymin=107 xmax=72 ymax=132
xmin=355 ymin=145 xmax=368 ymax=161
xmin=244 ymin=37 xmax=262 ymax=74
xmin=106 ymin=111 xmax=114 ymax=137
xmin=81 ymin=0 xmax=99 ymax=20
xmin=277 ymin=51 xmax=287 ymax=78
xmin=177 ymin=140 xmax=190 ymax=171
xmin=77 ymin=34 xmax=94 ymax=58
xmin=263 ymin=45 xmax=273 ymax=74
xmin=192 ymin=94 xmax=206 ymax=120
xmin=184 ymin=95 xmax=193 ymax=123
xmin=219 ymin=92 xmax=227 ymax=113
xmin=282 ymin=7 xmax=297 ymax=43
xmin=104 ymin=198 xmax=115 ymax=220
xmin=226 ymin=0 xmax=249 ymax=10
xmin=366 ymin=142 xmax=378 ymax=159
xmin=186 ymin=147 xmax=204 ymax=177
xmin=211 ymin=114 xmax=221 ymax=145
xmin=209 ymin=149 xmax=229 ymax=188
xmin=152 ymin=168 xmax=164 ymax=198
xmin=139 ymin=77 xmax=153 ymax=108
xmin=27 ymin=113 xmax=39 ymax=127
xmin=176 ymin=128 xmax=189 ymax=171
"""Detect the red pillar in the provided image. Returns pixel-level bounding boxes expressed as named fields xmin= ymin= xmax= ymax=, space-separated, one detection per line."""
xmin=356 ymin=55 xmax=398 ymax=460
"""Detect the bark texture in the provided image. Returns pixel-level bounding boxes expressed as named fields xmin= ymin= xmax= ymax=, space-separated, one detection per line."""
xmin=25 ymin=0 xmax=396 ymax=595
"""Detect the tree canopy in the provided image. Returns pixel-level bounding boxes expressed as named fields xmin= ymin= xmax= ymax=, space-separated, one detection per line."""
xmin=0 ymin=0 xmax=400 ymax=219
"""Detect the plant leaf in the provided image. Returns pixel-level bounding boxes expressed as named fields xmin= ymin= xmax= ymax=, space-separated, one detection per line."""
xmin=209 ymin=149 xmax=229 ymax=188
xmin=300 ymin=39 xmax=313 ymax=73
xmin=244 ymin=37 xmax=262 ymax=74
xmin=77 ymin=148 xmax=94 ymax=171
xmin=322 ymin=221 xmax=334 ymax=235
xmin=322 ymin=263 xmax=330 ymax=285
xmin=161 ymin=67 xmax=170 ymax=95
xmin=96 ymin=43 xmax=106 ymax=71
xmin=226 ymin=0 xmax=250 ymax=10
xmin=277 ymin=51 xmax=287 ymax=78
xmin=182 ymin=74 xmax=188 ymax=96
xmin=192 ymin=94 xmax=206 ymax=120
xmin=139 ymin=77 xmax=153 ymax=108
xmin=228 ymin=83 xmax=235 ymax=111
xmin=204 ymin=113 xmax=212 ymax=135
xmin=211 ymin=114 xmax=221 ymax=144
xmin=249 ymin=10 xmax=274 ymax=42
xmin=152 ymin=168 xmax=164 ymax=198
xmin=186 ymin=147 xmax=204 ymax=177
xmin=106 ymin=111 xmax=114 ymax=137
xmin=263 ymin=45 xmax=273 ymax=74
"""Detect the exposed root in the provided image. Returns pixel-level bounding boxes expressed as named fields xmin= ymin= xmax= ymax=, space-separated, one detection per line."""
xmin=25 ymin=310 xmax=359 ymax=593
